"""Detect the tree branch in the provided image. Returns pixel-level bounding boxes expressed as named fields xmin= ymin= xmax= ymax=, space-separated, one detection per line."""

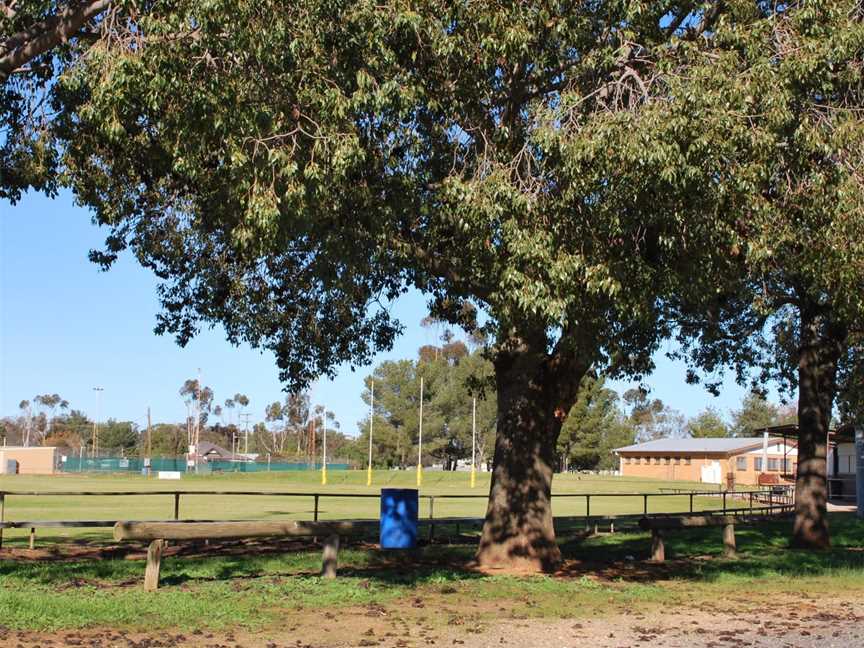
xmin=0 ymin=0 xmax=111 ymax=80
xmin=1 ymin=1 xmax=19 ymax=20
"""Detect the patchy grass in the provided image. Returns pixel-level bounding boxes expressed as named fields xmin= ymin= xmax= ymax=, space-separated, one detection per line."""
xmin=1 ymin=514 xmax=863 ymax=632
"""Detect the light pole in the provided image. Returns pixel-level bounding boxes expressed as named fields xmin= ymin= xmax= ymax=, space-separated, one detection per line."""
xmin=367 ymin=381 xmax=374 ymax=487
xmin=92 ymin=387 xmax=104 ymax=459
xmin=417 ymin=376 xmax=424 ymax=488
xmin=321 ymin=408 xmax=328 ymax=486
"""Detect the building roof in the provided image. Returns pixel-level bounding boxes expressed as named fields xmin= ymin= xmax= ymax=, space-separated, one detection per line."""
xmin=615 ymin=437 xmax=778 ymax=455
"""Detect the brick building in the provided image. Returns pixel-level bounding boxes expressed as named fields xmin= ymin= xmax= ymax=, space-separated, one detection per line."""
xmin=614 ymin=437 xmax=797 ymax=487
xmin=0 ymin=446 xmax=58 ymax=475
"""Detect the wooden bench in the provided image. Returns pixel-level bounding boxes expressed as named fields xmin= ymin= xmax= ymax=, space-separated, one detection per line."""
xmin=113 ymin=520 xmax=379 ymax=590
xmin=0 ymin=520 xmax=116 ymax=549
xmin=638 ymin=512 xmax=792 ymax=562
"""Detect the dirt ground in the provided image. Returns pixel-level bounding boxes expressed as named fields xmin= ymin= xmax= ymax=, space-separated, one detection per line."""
xmin=2 ymin=591 xmax=862 ymax=648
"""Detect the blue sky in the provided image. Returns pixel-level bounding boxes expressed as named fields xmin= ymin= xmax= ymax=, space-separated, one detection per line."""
xmin=1 ymin=190 xmax=775 ymax=435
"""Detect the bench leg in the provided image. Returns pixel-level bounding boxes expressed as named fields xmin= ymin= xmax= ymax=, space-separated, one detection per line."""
xmin=144 ymin=539 xmax=165 ymax=591
xmin=651 ymin=529 xmax=665 ymax=562
xmin=722 ymin=523 xmax=736 ymax=558
xmin=321 ymin=534 xmax=339 ymax=579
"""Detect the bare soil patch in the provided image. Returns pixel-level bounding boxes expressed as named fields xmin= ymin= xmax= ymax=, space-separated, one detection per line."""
xmin=1 ymin=586 xmax=862 ymax=647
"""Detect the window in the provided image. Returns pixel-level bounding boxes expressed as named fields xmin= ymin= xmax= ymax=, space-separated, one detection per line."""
xmin=754 ymin=457 xmax=763 ymax=471
xmin=767 ymin=458 xmax=779 ymax=472
xmin=736 ymin=457 xmax=747 ymax=471
xmin=664 ymin=457 xmax=671 ymax=465
xmin=674 ymin=457 xmax=681 ymax=465
xmin=685 ymin=457 xmax=691 ymax=465
xmin=783 ymin=459 xmax=793 ymax=473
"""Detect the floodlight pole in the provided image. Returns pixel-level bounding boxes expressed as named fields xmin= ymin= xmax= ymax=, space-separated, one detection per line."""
xmin=417 ymin=376 xmax=424 ymax=488
xmin=321 ymin=407 xmax=328 ymax=486
xmin=367 ymin=381 xmax=374 ymax=487
xmin=146 ymin=407 xmax=152 ymax=459
xmin=471 ymin=397 xmax=477 ymax=488
xmin=92 ymin=387 xmax=103 ymax=458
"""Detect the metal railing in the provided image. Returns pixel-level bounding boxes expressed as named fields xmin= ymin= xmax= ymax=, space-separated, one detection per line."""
xmin=0 ymin=488 xmax=794 ymax=548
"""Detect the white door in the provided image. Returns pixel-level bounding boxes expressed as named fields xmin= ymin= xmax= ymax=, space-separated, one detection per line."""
xmin=701 ymin=461 xmax=722 ymax=484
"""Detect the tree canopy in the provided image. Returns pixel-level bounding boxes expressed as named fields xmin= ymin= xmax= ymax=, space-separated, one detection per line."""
xmin=1 ymin=0 xmax=115 ymax=201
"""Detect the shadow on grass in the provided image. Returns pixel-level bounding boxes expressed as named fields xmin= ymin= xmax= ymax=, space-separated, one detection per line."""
xmin=559 ymin=513 xmax=864 ymax=583
xmin=0 ymin=536 xmax=484 ymax=589
xmin=2 ymin=514 xmax=862 ymax=590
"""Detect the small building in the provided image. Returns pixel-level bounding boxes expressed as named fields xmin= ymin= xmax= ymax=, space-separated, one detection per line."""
xmin=615 ymin=437 xmax=797 ymax=487
xmin=0 ymin=446 xmax=57 ymax=475
xmin=193 ymin=441 xmax=252 ymax=463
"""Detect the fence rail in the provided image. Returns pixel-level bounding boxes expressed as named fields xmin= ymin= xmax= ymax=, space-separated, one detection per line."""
xmin=59 ymin=458 xmax=352 ymax=474
xmin=0 ymin=488 xmax=794 ymax=549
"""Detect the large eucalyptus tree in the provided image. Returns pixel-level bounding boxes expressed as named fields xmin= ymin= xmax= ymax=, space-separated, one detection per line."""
xmin=49 ymin=0 xmax=742 ymax=569
xmin=668 ymin=1 xmax=864 ymax=548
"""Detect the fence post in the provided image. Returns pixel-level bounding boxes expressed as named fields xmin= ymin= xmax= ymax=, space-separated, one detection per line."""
xmin=643 ymin=494 xmax=648 ymax=516
xmin=428 ymin=496 xmax=435 ymax=543
xmin=689 ymin=493 xmax=693 ymax=514
xmin=321 ymin=534 xmax=339 ymax=579
xmin=722 ymin=491 xmax=727 ymax=514
xmin=314 ymin=494 xmax=320 ymax=522
xmin=0 ymin=493 xmax=4 ymax=549
xmin=173 ymin=493 xmax=180 ymax=521
xmin=585 ymin=495 xmax=591 ymax=530
xmin=749 ymin=491 xmax=753 ymax=513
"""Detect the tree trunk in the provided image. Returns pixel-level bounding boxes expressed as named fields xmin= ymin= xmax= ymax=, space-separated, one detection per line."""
xmin=476 ymin=336 xmax=587 ymax=572
xmin=793 ymin=306 xmax=845 ymax=550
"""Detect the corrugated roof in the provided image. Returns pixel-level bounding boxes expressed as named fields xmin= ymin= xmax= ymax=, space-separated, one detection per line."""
xmin=615 ymin=437 xmax=774 ymax=454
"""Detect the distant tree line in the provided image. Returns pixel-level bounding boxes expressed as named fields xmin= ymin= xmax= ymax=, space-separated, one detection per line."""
xmin=0 ymin=356 xmax=803 ymax=469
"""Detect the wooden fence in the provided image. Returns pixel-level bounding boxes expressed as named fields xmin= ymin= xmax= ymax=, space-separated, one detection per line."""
xmin=0 ymin=488 xmax=793 ymax=549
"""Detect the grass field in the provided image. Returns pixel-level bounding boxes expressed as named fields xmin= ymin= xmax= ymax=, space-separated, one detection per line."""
xmin=0 ymin=471 xmax=857 ymax=640
xmin=0 ymin=470 xmax=739 ymax=546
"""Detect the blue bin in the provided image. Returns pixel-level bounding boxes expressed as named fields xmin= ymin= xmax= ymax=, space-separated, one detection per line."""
xmin=380 ymin=488 xmax=419 ymax=549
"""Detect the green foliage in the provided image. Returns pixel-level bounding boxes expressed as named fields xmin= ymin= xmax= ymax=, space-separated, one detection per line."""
xmin=95 ymin=419 xmax=138 ymax=452
xmin=558 ymin=375 xmax=634 ymax=470
xmin=43 ymin=0 xmax=747 ymax=398
xmin=356 ymin=339 xmax=496 ymax=469
xmin=729 ymin=393 xmax=781 ymax=438
xmin=147 ymin=423 xmax=187 ymax=457
xmin=668 ymin=2 xmax=864 ymax=404
xmin=686 ymin=406 xmax=729 ymax=439
xmin=622 ymin=389 xmax=685 ymax=442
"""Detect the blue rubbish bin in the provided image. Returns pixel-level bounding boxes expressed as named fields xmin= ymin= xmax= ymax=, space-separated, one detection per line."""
xmin=380 ymin=488 xmax=419 ymax=549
